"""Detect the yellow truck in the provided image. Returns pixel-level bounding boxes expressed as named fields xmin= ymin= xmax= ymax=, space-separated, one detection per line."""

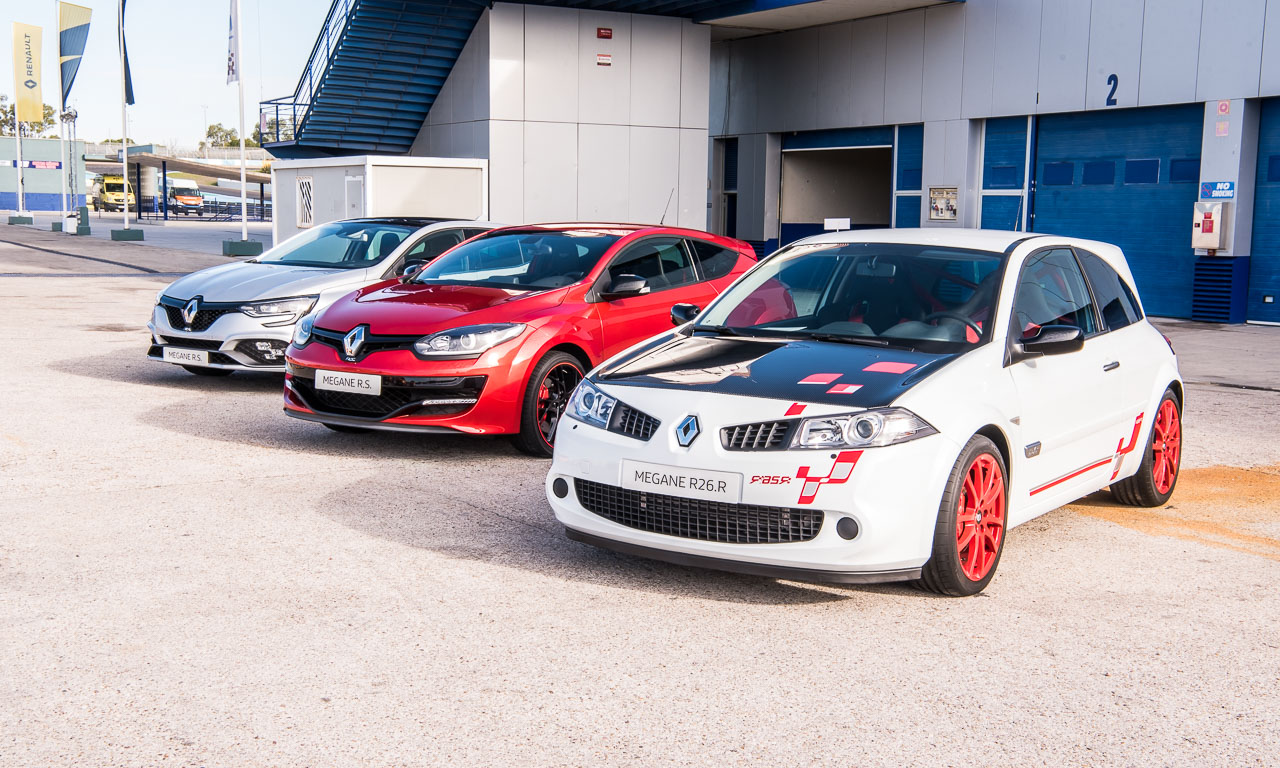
xmin=91 ymin=175 xmax=137 ymax=212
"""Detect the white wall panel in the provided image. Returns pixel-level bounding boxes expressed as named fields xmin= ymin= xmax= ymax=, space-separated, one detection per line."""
xmin=817 ymin=22 xmax=854 ymax=130
xmin=1036 ymin=0 xmax=1090 ymax=114
xmin=677 ymin=128 xmax=708 ymax=229
xmin=960 ymin=0 xmax=996 ymax=118
xmin=1085 ymin=0 xmax=1143 ymax=110
xmin=490 ymin=4 xmax=524 ymax=121
xmin=747 ymin=35 xmax=785 ymax=133
xmin=524 ymin=122 xmax=576 ymax=222
xmin=1138 ymin=0 xmax=1202 ymax=106
xmin=1195 ymin=0 xmax=1265 ymax=101
xmin=709 ymin=44 xmax=731 ymax=135
xmin=628 ymin=127 xmax=681 ymax=224
xmin=489 ymin=120 xmax=524 ymax=223
xmin=922 ymin=4 xmax=965 ymax=122
xmin=631 ymin=15 xmax=683 ymax=127
xmin=727 ymin=40 xmax=761 ymax=135
xmin=1263 ymin=2 xmax=1280 ymax=96
xmin=681 ymin=22 xmax=711 ymax=130
xmin=849 ymin=16 xmax=887 ymax=127
xmin=524 ymin=5 xmax=579 ymax=123
xmin=883 ymin=10 xmax=925 ymax=124
xmin=578 ymin=124 xmax=630 ymax=221
xmin=990 ymin=0 xmax=1041 ymax=116
xmin=578 ymin=12 xmax=631 ymax=125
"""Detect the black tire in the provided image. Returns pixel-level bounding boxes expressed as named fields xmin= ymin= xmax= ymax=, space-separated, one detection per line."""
xmin=182 ymin=365 xmax=234 ymax=377
xmin=511 ymin=351 xmax=584 ymax=458
xmin=917 ymin=435 xmax=1008 ymax=597
xmin=323 ymin=424 xmax=372 ymax=434
xmin=1111 ymin=389 xmax=1182 ymax=507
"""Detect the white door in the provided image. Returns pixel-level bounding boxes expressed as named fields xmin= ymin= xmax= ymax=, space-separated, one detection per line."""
xmin=345 ymin=176 xmax=365 ymax=218
xmin=1007 ymin=248 xmax=1125 ymax=507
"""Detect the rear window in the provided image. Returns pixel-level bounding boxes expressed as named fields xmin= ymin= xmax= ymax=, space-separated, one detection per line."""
xmin=1078 ymin=249 xmax=1143 ymax=331
xmin=688 ymin=240 xmax=742 ymax=281
xmin=414 ymin=231 xmax=619 ymax=290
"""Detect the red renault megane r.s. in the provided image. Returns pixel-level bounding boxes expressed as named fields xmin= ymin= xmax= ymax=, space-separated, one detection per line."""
xmin=283 ymin=224 xmax=756 ymax=455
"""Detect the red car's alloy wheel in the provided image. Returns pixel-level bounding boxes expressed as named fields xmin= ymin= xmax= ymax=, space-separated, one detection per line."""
xmin=955 ymin=454 xmax=1006 ymax=582
xmin=1151 ymin=398 xmax=1181 ymax=495
xmin=536 ymin=362 xmax=583 ymax=448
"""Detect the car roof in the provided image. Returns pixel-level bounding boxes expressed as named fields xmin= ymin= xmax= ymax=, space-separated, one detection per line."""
xmin=344 ymin=217 xmax=450 ymax=227
xmin=485 ymin=222 xmax=741 ymax=241
xmin=791 ymin=227 xmax=1043 ymax=252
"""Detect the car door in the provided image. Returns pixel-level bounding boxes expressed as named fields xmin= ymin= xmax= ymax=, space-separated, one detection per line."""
xmin=597 ymin=237 xmax=710 ymax=357
xmin=1006 ymin=247 xmax=1125 ymax=504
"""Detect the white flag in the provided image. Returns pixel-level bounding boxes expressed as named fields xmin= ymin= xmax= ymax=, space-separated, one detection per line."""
xmin=226 ymin=0 xmax=239 ymax=84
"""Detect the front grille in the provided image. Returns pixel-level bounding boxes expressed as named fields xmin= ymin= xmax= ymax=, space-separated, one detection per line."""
xmin=236 ymin=339 xmax=289 ymax=366
xmin=721 ymin=420 xmax=795 ymax=451
xmin=574 ymin=479 xmax=823 ymax=544
xmin=310 ymin=327 xmax=418 ymax=361
xmin=159 ymin=299 xmax=239 ymax=332
xmin=158 ymin=336 xmax=224 ymax=350
xmin=609 ymin=403 xmax=660 ymax=441
xmin=291 ymin=373 xmax=486 ymax=419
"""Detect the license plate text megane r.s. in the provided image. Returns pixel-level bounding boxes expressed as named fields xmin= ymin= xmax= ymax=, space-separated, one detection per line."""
xmin=315 ymin=370 xmax=382 ymax=396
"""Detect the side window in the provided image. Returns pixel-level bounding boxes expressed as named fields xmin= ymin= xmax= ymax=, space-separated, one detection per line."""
xmin=405 ymin=229 xmax=465 ymax=262
xmin=1077 ymin=249 xmax=1141 ymax=332
xmin=1011 ymin=248 xmax=1097 ymax=340
xmin=462 ymin=228 xmax=490 ymax=239
xmin=606 ymin=237 xmax=698 ymax=292
xmin=688 ymin=239 xmax=741 ymax=281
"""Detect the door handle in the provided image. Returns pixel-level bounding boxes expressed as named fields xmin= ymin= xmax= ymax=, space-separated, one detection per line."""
xmin=1103 ymin=361 xmax=1120 ymax=372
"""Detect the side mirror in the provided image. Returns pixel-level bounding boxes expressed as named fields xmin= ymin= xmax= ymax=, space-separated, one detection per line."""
xmin=670 ymin=303 xmax=701 ymax=326
xmin=1013 ymin=325 xmax=1083 ymax=362
xmin=398 ymin=260 xmax=426 ymax=280
xmin=602 ymin=274 xmax=650 ymax=299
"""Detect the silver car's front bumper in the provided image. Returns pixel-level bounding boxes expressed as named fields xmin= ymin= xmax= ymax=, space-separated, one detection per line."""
xmin=147 ymin=305 xmax=292 ymax=372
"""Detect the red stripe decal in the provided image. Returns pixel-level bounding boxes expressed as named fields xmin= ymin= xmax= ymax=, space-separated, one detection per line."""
xmin=863 ymin=361 xmax=916 ymax=374
xmin=784 ymin=402 xmax=806 ymax=416
xmin=798 ymin=373 xmax=840 ymax=385
xmin=827 ymin=383 xmax=862 ymax=394
xmin=1110 ymin=412 xmax=1145 ymax=480
xmin=1030 ymin=457 xmax=1112 ymax=496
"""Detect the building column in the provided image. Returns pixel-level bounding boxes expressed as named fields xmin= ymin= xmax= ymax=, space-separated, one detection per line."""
xmin=1197 ymin=99 xmax=1259 ymax=258
xmin=920 ymin=119 xmax=981 ymax=229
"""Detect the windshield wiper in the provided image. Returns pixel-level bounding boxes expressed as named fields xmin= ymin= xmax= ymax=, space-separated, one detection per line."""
xmin=793 ymin=332 xmax=892 ymax=347
xmin=691 ymin=324 xmax=745 ymax=337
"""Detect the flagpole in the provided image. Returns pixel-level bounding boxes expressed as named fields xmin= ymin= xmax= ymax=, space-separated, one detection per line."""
xmin=118 ymin=0 xmax=129 ymax=230
xmin=236 ymin=0 xmax=247 ymax=242
xmin=58 ymin=1 xmax=68 ymax=223
xmin=15 ymin=121 xmax=25 ymax=215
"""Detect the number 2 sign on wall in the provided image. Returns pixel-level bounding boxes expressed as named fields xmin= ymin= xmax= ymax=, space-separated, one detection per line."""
xmin=1106 ymin=74 xmax=1119 ymax=106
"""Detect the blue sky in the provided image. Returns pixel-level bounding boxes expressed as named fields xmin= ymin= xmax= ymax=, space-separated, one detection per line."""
xmin=3 ymin=0 xmax=330 ymax=147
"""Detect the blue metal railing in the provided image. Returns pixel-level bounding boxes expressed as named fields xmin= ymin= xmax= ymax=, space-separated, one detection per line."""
xmin=259 ymin=0 xmax=358 ymax=144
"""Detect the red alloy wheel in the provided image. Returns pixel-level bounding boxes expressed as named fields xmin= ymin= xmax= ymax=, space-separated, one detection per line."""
xmin=954 ymin=454 xmax=1006 ymax=582
xmin=1151 ymin=398 xmax=1182 ymax=495
xmin=535 ymin=362 xmax=583 ymax=448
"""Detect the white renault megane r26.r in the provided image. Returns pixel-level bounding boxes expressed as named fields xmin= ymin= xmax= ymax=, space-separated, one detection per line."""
xmin=546 ymin=229 xmax=1182 ymax=595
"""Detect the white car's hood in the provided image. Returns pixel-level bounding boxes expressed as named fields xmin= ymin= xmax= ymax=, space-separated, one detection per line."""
xmin=162 ymin=261 xmax=374 ymax=303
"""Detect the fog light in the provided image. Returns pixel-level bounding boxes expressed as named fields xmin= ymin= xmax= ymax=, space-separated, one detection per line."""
xmin=836 ymin=517 xmax=859 ymax=540
xmin=552 ymin=477 xmax=569 ymax=498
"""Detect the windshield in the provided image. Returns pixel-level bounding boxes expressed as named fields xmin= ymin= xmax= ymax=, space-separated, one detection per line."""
xmin=412 ymin=231 xmax=620 ymax=290
xmin=105 ymin=183 xmax=129 ymax=193
xmin=695 ymin=241 xmax=1006 ymax=353
xmin=256 ymin=221 xmax=417 ymax=270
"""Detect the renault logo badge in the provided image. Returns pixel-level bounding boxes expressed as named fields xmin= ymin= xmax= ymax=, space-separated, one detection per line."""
xmin=675 ymin=415 xmax=700 ymax=447
xmin=181 ymin=297 xmax=200 ymax=327
xmin=343 ymin=325 xmax=367 ymax=359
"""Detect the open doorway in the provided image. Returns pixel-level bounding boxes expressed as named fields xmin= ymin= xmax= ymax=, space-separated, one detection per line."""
xmin=780 ymin=147 xmax=892 ymax=246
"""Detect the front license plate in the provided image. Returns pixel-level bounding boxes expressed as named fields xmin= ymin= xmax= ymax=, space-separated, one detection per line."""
xmin=315 ymin=369 xmax=382 ymax=396
xmin=621 ymin=460 xmax=742 ymax=503
xmin=162 ymin=347 xmax=209 ymax=366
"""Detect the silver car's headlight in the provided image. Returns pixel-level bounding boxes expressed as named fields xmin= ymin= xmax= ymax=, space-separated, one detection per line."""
xmin=791 ymin=408 xmax=937 ymax=449
xmin=412 ymin=323 xmax=525 ymax=359
xmin=240 ymin=296 xmax=317 ymax=326
xmin=291 ymin=313 xmax=315 ymax=347
xmin=565 ymin=379 xmax=616 ymax=430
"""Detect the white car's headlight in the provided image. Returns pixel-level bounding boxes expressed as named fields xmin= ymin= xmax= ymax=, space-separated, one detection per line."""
xmin=792 ymin=408 xmax=937 ymax=449
xmin=412 ymin=323 xmax=525 ymax=359
xmin=240 ymin=296 xmax=317 ymax=326
xmin=291 ymin=313 xmax=316 ymax=347
xmin=565 ymin=379 xmax=616 ymax=430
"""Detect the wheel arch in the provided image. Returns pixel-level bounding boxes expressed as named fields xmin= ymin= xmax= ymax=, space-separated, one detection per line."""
xmin=974 ymin=423 xmax=1013 ymax=486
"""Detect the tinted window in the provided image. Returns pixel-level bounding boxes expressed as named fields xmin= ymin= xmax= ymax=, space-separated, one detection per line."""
xmin=405 ymin=229 xmax=464 ymax=261
xmin=258 ymin=221 xmax=417 ymax=269
xmin=1078 ymin=249 xmax=1142 ymax=331
xmin=1042 ymin=162 xmax=1074 ymax=185
xmin=688 ymin=240 xmax=741 ymax=281
xmin=414 ymin=231 xmax=619 ymax=290
xmin=607 ymin=238 xmax=697 ymax=292
xmin=1125 ymin=159 xmax=1160 ymax=184
xmin=1012 ymin=249 xmax=1097 ymax=339
xmin=1082 ymin=161 xmax=1115 ymax=185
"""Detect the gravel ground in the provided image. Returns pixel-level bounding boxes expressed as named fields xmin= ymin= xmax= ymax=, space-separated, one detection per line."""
xmin=1 ymin=230 xmax=1278 ymax=767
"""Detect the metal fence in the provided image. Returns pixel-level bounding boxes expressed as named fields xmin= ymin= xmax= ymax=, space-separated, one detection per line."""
xmin=259 ymin=0 xmax=357 ymax=144
xmin=133 ymin=196 xmax=272 ymax=222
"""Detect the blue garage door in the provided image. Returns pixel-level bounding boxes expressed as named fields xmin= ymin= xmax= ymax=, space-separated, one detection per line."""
xmin=1032 ymin=105 xmax=1203 ymax=318
xmin=1250 ymin=99 xmax=1280 ymax=324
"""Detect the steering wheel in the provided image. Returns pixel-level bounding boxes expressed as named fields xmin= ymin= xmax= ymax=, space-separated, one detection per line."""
xmin=923 ymin=311 xmax=982 ymax=337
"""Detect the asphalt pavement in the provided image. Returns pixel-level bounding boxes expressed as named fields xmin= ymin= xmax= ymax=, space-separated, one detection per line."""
xmin=1 ymin=226 xmax=1277 ymax=767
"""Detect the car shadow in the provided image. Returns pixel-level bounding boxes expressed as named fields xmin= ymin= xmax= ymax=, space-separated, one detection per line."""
xmin=50 ymin=347 xmax=285 ymax=394
xmin=313 ymin=468 xmax=920 ymax=606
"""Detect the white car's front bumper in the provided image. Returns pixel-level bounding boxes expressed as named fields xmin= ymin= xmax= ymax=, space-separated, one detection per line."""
xmin=146 ymin=304 xmax=292 ymax=372
xmin=545 ymin=385 xmax=963 ymax=583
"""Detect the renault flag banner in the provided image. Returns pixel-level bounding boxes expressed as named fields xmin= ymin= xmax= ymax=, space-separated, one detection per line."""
xmin=226 ymin=0 xmax=239 ymax=84
xmin=12 ymin=23 xmax=43 ymax=123
xmin=58 ymin=2 xmax=92 ymax=110
xmin=120 ymin=0 xmax=134 ymax=104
